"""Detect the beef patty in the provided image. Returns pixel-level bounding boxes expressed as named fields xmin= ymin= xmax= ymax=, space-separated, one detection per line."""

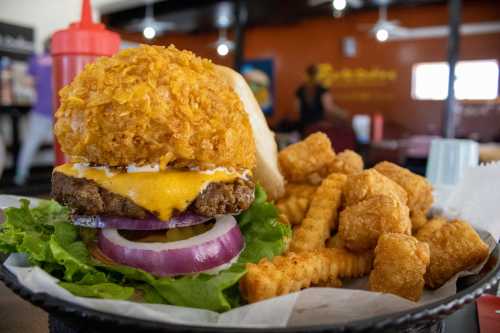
xmin=51 ymin=171 xmax=255 ymax=219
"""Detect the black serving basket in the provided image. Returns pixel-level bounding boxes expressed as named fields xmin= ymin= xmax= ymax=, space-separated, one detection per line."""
xmin=1 ymin=245 xmax=500 ymax=333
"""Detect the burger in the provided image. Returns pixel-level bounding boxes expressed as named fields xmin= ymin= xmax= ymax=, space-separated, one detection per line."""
xmin=50 ymin=44 xmax=286 ymax=282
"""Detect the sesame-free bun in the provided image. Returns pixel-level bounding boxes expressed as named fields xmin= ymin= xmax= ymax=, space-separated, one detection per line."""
xmin=54 ymin=45 xmax=255 ymax=170
xmin=216 ymin=65 xmax=285 ymax=199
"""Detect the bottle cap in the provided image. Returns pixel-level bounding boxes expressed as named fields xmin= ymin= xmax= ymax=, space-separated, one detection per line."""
xmin=51 ymin=0 xmax=120 ymax=56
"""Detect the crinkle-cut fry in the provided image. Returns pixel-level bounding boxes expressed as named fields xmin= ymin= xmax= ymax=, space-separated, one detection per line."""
xmin=278 ymin=132 xmax=336 ymax=183
xmin=326 ymin=233 xmax=346 ymax=249
xmin=374 ymin=161 xmax=433 ymax=213
xmin=344 ymin=169 xmax=408 ymax=207
xmin=328 ymin=149 xmax=364 ymax=175
xmin=284 ymin=183 xmax=317 ymax=200
xmin=276 ymin=196 xmax=310 ymax=225
xmin=314 ymin=277 xmax=343 ymax=288
xmin=288 ymin=173 xmax=347 ymax=252
xmin=240 ymin=248 xmax=373 ymax=303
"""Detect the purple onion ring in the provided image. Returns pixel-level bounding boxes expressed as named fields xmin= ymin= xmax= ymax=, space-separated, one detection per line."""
xmin=97 ymin=215 xmax=244 ymax=276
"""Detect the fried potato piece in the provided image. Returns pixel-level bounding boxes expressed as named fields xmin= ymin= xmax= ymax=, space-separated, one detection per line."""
xmin=410 ymin=209 xmax=428 ymax=233
xmin=416 ymin=220 xmax=489 ymax=289
xmin=328 ymin=149 xmax=364 ymax=175
xmin=339 ymin=195 xmax=411 ymax=252
xmin=277 ymin=196 xmax=310 ymax=225
xmin=369 ymin=233 xmax=430 ymax=302
xmin=289 ymin=173 xmax=347 ymax=252
xmin=326 ymin=233 xmax=346 ymax=249
xmin=344 ymin=169 xmax=408 ymax=207
xmin=240 ymin=248 xmax=373 ymax=303
xmin=374 ymin=161 xmax=433 ymax=214
xmin=415 ymin=216 xmax=447 ymax=241
xmin=283 ymin=183 xmax=318 ymax=199
xmin=278 ymin=132 xmax=336 ymax=183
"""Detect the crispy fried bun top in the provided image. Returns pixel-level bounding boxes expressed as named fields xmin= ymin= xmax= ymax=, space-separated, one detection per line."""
xmin=54 ymin=45 xmax=256 ymax=170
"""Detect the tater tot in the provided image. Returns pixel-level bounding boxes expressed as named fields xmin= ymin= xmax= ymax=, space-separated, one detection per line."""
xmin=278 ymin=132 xmax=336 ymax=183
xmin=410 ymin=209 xmax=428 ymax=233
xmin=416 ymin=220 xmax=489 ymax=289
xmin=374 ymin=161 xmax=433 ymax=214
xmin=339 ymin=195 xmax=411 ymax=252
xmin=328 ymin=149 xmax=364 ymax=175
xmin=344 ymin=169 xmax=408 ymax=207
xmin=240 ymin=248 xmax=373 ymax=303
xmin=369 ymin=233 xmax=430 ymax=302
xmin=289 ymin=173 xmax=347 ymax=253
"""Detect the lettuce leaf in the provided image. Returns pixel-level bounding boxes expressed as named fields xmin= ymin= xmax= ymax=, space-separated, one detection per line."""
xmin=0 ymin=186 xmax=290 ymax=312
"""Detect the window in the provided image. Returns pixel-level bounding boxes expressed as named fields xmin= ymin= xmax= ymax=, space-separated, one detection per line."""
xmin=412 ymin=60 xmax=499 ymax=100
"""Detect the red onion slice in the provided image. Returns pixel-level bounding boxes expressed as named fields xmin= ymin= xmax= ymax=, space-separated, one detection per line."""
xmin=97 ymin=215 xmax=244 ymax=276
xmin=72 ymin=212 xmax=212 ymax=230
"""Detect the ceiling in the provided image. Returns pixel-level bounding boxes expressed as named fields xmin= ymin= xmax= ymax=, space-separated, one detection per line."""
xmin=102 ymin=0 xmax=447 ymax=34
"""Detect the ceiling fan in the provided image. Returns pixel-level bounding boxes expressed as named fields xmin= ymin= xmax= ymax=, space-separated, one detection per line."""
xmin=359 ymin=0 xmax=409 ymax=41
xmin=125 ymin=0 xmax=175 ymax=39
xmin=307 ymin=0 xmax=363 ymax=10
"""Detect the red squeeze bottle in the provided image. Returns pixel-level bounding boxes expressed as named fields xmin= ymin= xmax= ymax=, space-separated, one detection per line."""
xmin=51 ymin=0 xmax=120 ymax=165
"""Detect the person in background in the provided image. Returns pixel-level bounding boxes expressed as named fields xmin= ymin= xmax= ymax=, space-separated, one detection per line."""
xmin=295 ymin=64 xmax=356 ymax=151
xmin=14 ymin=38 xmax=53 ymax=185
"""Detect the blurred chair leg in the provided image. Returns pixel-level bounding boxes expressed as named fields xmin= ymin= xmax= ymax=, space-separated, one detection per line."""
xmin=14 ymin=112 xmax=52 ymax=186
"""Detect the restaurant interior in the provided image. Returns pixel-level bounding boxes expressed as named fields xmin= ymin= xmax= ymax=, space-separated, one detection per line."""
xmin=0 ymin=0 xmax=499 ymax=332
xmin=0 ymin=0 xmax=499 ymax=197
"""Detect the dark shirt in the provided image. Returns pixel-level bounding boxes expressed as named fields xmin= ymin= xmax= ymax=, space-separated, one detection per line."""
xmin=295 ymin=84 xmax=328 ymax=130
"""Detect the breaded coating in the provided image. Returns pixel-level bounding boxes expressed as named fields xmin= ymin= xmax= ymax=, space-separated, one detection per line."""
xmin=344 ymin=169 xmax=408 ymax=207
xmin=283 ymin=183 xmax=318 ymax=200
xmin=415 ymin=216 xmax=447 ymax=241
xmin=339 ymin=195 xmax=411 ymax=252
xmin=369 ymin=233 xmax=430 ymax=302
xmin=55 ymin=45 xmax=255 ymax=169
xmin=410 ymin=209 xmax=428 ymax=233
xmin=277 ymin=196 xmax=310 ymax=225
xmin=416 ymin=220 xmax=489 ymax=289
xmin=276 ymin=183 xmax=318 ymax=225
xmin=278 ymin=132 xmax=336 ymax=183
xmin=374 ymin=161 xmax=433 ymax=213
xmin=289 ymin=173 xmax=347 ymax=252
xmin=326 ymin=233 xmax=346 ymax=249
xmin=240 ymin=248 xmax=373 ymax=303
xmin=328 ymin=149 xmax=364 ymax=175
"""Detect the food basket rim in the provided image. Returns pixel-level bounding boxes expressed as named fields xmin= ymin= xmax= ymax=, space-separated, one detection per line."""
xmin=1 ymin=243 xmax=499 ymax=333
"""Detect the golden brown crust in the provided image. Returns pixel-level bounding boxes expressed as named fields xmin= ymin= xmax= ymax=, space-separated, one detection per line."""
xmin=328 ymin=149 xmax=364 ymax=175
xmin=369 ymin=233 xmax=430 ymax=302
xmin=278 ymin=132 xmax=336 ymax=183
xmin=276 ymin=183 xmax=318 ymax=225
xmin=344 ymin=169 xmax=408 ymax=207
xmin=276 ymin=196 xmax=310 ymax=225
xmin=415 ymin=216 xmax=447 ymax=241
xmin=410 ymin=209 xmax=428 ymax=233
xmin=288 ymin=173 xmax=347 ymax=252
xmin=416 ymin=220 xmax=489 ymax=289
xmin=338 ymin=195 xmax=411 ymax=252
xmin=374 ymin=161 xmax=433 ymax=213
xmin=240 ymin=248 xmax=373 ymax=303
xmin=55 ymin=45 xmax=255 ymax=169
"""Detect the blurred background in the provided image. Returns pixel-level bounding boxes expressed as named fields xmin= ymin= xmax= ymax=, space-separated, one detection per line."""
xmin=0 ymin=0 xmax=499 ymax=197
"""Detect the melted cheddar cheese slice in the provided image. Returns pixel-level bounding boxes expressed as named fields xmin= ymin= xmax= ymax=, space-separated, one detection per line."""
xmin=54 ymin=164 xmax=241 ymax=221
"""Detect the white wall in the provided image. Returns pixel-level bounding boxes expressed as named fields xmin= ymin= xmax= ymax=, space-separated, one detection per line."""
xmin=0 ymin=0 xmax=138 ymax=53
